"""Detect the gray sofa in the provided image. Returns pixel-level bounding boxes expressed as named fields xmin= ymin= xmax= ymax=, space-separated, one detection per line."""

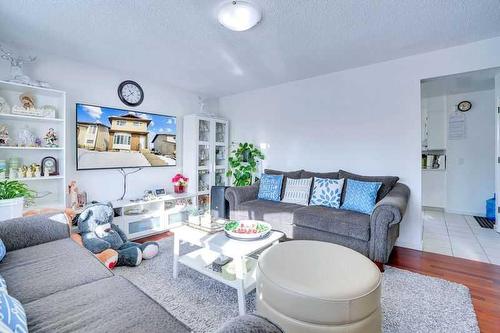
xmin=225 ymin=169 xmax=410 ymax=263
xmin=0 ymin=213 xmax=191 ymax=333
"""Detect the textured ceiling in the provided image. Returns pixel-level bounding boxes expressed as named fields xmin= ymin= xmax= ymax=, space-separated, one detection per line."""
xmin=1 ymin=0 xmax=500 ymax=97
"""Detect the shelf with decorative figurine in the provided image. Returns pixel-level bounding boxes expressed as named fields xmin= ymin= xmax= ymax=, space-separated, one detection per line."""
xmin=0 ymin=78 xmax=66 ymax=211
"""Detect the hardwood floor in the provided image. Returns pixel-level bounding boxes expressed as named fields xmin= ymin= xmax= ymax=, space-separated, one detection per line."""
xmin=136 ymin=231 xmax=499 ymax=332
xmin=388 ymin=246 xmax=500 ymax=332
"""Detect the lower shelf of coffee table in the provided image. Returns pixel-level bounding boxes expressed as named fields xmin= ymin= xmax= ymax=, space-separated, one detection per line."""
xmin=178 ymin=247 xmax=257 ymax=293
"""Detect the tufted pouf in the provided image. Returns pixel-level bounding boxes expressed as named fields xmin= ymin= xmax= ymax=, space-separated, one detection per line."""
xmin=256 ymin=240 xmax=382 ymax=333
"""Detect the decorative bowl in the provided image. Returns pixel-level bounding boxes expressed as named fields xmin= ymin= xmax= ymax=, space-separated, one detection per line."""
xmin=224 ymin=220 xmax=271 ymax=241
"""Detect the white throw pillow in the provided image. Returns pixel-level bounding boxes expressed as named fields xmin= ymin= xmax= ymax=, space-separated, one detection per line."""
xmin=281 ymin=178 xmax=313 ymax=206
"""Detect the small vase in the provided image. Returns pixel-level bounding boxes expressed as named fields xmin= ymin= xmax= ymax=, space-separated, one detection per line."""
xmin=174 ymin=185 xmax=186 ymax=193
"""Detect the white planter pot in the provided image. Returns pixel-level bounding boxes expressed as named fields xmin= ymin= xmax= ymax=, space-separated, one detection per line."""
xmin=0 ymin=197 xmax=24 ymax=221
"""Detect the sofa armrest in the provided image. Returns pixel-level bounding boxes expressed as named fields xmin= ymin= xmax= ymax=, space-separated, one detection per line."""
xmin=225 ymin=183 xmax=259 ymax=209
xmin=369 ymin=183 xmax=410 ymax=263
xmin=0 ymin=213 xmax=70 ymax=251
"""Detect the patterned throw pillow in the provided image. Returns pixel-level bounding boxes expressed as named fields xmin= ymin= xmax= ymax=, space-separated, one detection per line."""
xmin=0 ymin=239 xmax=5 ymax=262
xmin=341 ymin=179 xmax=382 ymax=214
xmin=281 ymin=178 xmax=313 ymax=205
xmin=310 ymin=178 xmax=345 ymax=208
xmin=258 ymin=174 xmax=283 ymax=202
xmin=0 ymin=292 xmax=27 ymax=333
xmin=0 ymin=274 xmax=7 ymax=293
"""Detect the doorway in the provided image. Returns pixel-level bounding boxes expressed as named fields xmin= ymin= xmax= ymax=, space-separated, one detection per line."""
xmin=421 ymin=67 xmax=500 ymax=264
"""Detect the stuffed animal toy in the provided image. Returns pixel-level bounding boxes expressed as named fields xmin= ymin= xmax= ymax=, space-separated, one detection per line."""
xmin=77 ymin=203 xmax=159 ymax=267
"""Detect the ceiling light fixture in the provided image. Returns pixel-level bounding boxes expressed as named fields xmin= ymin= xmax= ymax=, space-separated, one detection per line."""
xmin=217 ymin=1 xmax=262 ymax=32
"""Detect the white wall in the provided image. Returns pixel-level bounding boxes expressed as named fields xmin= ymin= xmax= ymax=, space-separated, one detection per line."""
xmin=446 ymin=90 xmax=495 ymax=216
xmin=218 ymin=37 xmax=500 ymax=250
xmin=0 ymin=43 xmax=201 ymax=202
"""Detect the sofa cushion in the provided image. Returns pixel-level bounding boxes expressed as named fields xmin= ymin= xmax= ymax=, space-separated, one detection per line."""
xmin=24 ymin=276 xmax=190 ymax=333
xmin=0 ymin=291 xmax=27 ymax=333
xmin=0 ymin=238 xmax=113 ymax=304
xmin=339 ymin=170 xmax=399 ymax=202
xmin=0 ymin=239 xmax=5 ymax=262
xmin=310 ymin=178 xmax=344 ymax=209
xmin=341 ymin=179 xmax=382 ymax=214
xmin=258 ymin=174 xmax=283 ymax=202
xmin=265 ymin=169 xmax=303 ymax=199
xmin=293 ymin=206 xmax=371 ymax=241
xmin=281 ymin=178 xmax=312 ymax=206
xmin=237 ymin=199 xmax=303 ymax=237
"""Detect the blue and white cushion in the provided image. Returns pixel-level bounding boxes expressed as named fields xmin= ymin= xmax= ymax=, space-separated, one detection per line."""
xmin=0 ymin=292 xmax=27 ymax=333
xmin=310 ymin=178 xmax=344 ymax=208
xmin=258 ymin=174 xmax=283 ymax=202
xmin=0 ymin=239 xmax=5 ymax=262
xmin=0 ymin=274 xmax=7 ymax=293
xmin=340 ymin=179 xmax=382 ymax=214
xmin=281 ymin=178 xmax=313 ymax=205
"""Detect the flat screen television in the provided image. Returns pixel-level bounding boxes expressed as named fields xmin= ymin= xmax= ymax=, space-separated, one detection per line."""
xmin=76 ymin=103 xmax=177 ymax=170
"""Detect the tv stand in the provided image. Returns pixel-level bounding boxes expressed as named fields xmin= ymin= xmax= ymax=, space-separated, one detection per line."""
xmin=110 ymin=192 xmax=198 ymax=240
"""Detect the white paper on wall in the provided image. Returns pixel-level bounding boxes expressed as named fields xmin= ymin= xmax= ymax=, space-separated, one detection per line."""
xmin=448 ymin=112 xmax=465 ymax=140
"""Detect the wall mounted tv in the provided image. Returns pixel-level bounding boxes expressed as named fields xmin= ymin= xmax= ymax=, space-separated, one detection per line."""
xmin=76 ymin=103 xmax=177 ymax=170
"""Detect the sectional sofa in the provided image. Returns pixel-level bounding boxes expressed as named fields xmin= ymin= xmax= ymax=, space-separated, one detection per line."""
xmin=0 ymin=213 xmax=190 ymax=333
xmin=225 ymin=169 xmax=410 ymax=263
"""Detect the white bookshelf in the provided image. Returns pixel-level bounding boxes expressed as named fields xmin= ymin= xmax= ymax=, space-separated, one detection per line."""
xmin=0 ymin=80 xmax=66 ymax=210
xmin=183 ymin=114 xmax=229 ymax=213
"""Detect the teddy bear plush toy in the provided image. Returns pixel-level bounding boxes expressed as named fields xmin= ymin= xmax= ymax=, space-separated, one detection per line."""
xmin=77 ymin=203 xmax=159 ymax=267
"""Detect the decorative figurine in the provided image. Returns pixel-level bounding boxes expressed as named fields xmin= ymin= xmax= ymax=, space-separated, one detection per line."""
xmin=20 ymin=93 xmax=35 ymax=110
xmin=0 ymin=44 xmax=50 ymax=87
xmin=68 ymin=181 xmax=79 ymax=209
xmin=0 ymin=97 xmax=10 ymax=114
xmin=0 ymin=124 xmax=9 ymax=145
xmin=30 ymin=163 xmax=40 ymax=178
xmin=34 ymin=137 xmax=42 ymax=147
xmin=18 ymin=166 xmax=27 ymax=178
xmin=44 ymin=128 xmax=58 ymax=147
xmin=17 ymin=126 xmax=35 ymax=147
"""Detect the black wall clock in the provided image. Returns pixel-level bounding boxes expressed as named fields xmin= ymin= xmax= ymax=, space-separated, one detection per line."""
xmin=457 ymin=100 xmax=472 ymax=112
xmin=118 ymin=80 xmax=144 ymax=107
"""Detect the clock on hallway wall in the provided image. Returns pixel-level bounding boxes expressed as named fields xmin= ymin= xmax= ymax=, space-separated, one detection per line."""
xmin=118 ymin=80 xmax=144 ymax=107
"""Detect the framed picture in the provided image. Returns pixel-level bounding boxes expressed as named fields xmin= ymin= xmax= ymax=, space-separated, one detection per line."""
xmin=155 ymin=189 xmax=166 ymax=196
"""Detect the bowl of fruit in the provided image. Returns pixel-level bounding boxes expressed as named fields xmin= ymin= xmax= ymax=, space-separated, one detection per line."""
xmin=224 ymin=220 xmax=272 ymax=241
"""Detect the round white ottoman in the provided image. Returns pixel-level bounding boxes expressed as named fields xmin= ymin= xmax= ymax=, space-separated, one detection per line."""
xmin=256 ymin=240 xmax=382 ymax=333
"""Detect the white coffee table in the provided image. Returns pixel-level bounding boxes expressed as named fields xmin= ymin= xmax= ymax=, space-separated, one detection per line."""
xmin=172 ymin=224 xmax=284 ymax=315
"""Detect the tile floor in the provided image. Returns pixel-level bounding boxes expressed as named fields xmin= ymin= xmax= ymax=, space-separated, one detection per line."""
xmin=423 ymin=209 xmax=500 ymax=265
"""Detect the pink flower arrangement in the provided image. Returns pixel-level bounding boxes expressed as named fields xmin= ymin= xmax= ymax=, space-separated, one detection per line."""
xmin=172 ymin=173 xmax=189 ymax=186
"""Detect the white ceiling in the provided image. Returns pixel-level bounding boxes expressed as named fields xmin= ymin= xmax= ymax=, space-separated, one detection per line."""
xmin=1 ymin=1 xmax=500 ymax=97
xmin=421 ymin=67 xmax=500 ymax=98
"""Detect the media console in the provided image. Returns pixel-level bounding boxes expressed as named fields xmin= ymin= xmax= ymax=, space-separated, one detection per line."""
xmin=110 ymin=192 xmax=198 ymax=240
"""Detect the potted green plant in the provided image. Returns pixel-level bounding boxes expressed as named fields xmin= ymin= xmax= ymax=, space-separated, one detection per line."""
xmin=226 ymin=143 xmax=265 ymax=186
xmin=0 ymin=180 xmax=34 ymax=221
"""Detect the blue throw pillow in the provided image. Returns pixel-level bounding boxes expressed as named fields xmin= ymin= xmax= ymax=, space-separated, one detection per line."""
xmin=341 ymin=179 xmax=382 ymax=214
xmin=0 ymin=292 xmax=27 ymax=333
xmin=258 ymin=174 xmax=283 ymax=202
xmin=0 ymin=274 xmax=7 ymax=293
xmin=0 ymin=239 xmax=5 ymax=262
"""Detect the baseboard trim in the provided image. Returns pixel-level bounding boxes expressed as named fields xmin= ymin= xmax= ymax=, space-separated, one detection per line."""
xmin=445 ymin=209 xmax=485 ymax=217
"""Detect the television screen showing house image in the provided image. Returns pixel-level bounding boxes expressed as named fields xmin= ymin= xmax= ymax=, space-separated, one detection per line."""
xmin=76 ymin=103 xmax=177 ymax=170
